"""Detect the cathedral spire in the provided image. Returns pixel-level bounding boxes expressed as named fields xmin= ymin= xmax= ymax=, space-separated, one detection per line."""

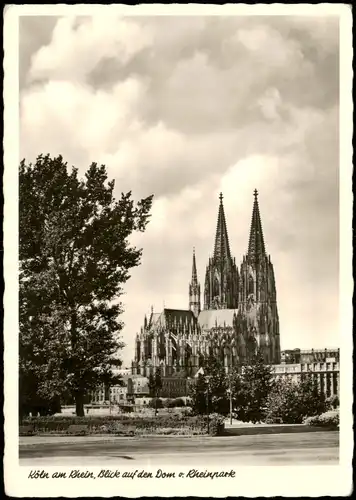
xmin=191 ymin=247 xmax=198 ymax=284
xmin=247 ymin=189 xmax=266 ymax=259
xmin=204 ymin=193 xmax=239 ymax=310
xmin=213 ymin=192 xmax=232 ymax=262
xmin=189 ymin=247 xmax=201 ymax=318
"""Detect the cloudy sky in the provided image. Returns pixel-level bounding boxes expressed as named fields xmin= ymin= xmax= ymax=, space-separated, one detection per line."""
xmin=19 ymin=14 xmax=340 ymax=367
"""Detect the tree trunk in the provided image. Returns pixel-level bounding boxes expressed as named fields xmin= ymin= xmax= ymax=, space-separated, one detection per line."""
xmin=70 ymin=309 xmax=85 ymax=417
xmin=75 ymin=391 xmax=85 ymax=417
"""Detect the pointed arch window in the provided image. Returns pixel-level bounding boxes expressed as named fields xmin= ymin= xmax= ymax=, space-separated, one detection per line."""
xmin=248 ymin=275 xmax=254 ymax=296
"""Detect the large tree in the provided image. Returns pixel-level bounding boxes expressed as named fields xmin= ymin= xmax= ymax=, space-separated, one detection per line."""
xmin=19 ymin=154 xmax=153 ymax=416
xmin=265 ymin=373 xmax=328 ymax=424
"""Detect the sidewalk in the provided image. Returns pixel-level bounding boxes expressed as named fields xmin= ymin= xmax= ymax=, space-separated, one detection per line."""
xmin=20 ymin=435 xmax=137 ymax=446
xmin=224 ymin=419 xmax=305 ymax=427
xmin=223 ymin=421 xmax=333 ymax=436
xmin=19 ymin=434 xmax=211 ymax=447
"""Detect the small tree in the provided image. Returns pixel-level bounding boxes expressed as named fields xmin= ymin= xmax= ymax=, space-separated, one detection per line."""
xmin=148 ymin=373 xmax=156 ymax=397
xmin=189 ymin=374 xmax=208 ymax=415
xmin=190 ymin=356 xmax=231 ymax=416
xmin=205 ymin=355 xmax=229 ymax=415
xmin=233 ymin=352 xmax=275 ymax=423
xmin=154 ymin=367 xmax=163 ymax=397
xmin=148 ymin=368 xmax=163 ymax=415
xmin=265 ymin=377 xmax=303 ymax=423
xmin=228 ymin=365 xmax=244 ymax=418
xmin=298 ymin=372 xmax=327 ymax=418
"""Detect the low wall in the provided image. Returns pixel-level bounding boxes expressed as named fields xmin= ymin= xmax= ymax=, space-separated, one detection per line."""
xmin=223 ymin=424 xmax=337 ymax=436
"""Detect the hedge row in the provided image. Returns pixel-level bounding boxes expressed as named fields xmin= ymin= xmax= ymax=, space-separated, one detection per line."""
xmin=303 ymin=410 xmax=339 ymax=429
xmin=20 ymin=414 xmax=225 ymax=436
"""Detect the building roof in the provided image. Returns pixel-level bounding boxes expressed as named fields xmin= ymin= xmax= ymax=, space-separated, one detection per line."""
xmin=149 ymin=308 xmax=197 ymax=331
xmin=149 ymin=313 xmax=161 ymax=328
xmin=198 ymin=309 xmax=237 ymax=330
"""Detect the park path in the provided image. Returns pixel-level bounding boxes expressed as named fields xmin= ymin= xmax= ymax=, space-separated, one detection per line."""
xmin=20 ymin=431 xmax=339 ymax=466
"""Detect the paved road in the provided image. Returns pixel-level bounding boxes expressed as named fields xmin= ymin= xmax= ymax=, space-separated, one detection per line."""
xmin=20 ymin=431 xmax=339 ymax=466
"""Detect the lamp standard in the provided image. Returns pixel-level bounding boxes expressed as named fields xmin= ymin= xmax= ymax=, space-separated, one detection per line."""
xmin=227 ymin=386 xmax=232 ymax=425
xmin=205 ymin=375 xmax=212 ymax=435
xmin=228 ymin=370 xmax=234 ymax=425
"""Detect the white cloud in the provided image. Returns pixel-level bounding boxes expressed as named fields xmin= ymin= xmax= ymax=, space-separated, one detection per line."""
xmin=29 ymin=16 xmax=153 ymax=83
xmin=20 ymin=15 xmax=340 ymax=367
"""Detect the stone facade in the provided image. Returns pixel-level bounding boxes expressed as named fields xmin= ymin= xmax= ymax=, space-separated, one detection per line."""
xmin=132 ymin=190 xmax=281 ymax=378
xmin=280 ymin=348 xmax=339 ymax=365
xmin=272 ymin=348 xmax=340 ymax=398
xmin=91 ymin=374 xmax=149 ymax=404
xmin=273 ymin=350 xmax=340 ymax=398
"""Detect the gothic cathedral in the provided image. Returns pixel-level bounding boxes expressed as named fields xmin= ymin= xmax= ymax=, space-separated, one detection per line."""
xmin=132 ymin=191 xmax=281 ymax=377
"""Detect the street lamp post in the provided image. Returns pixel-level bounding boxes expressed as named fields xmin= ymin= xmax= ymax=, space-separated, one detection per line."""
xmin=227 ymin=387 xmax=232 ymax=425
xmin=227 ymin=373 xmax=233 ymax=425
xmin=155 ymin=389 xmax=158 ymax=417
xmin=205 ymin=375 xmax=211 ymax=435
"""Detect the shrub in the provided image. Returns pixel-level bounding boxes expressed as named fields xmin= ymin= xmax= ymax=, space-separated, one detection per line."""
xmin=265 ymin=375 xmax=328 ymax=424
xmin=181 ymin=406 xmax=193 ymax=417
xmin=304 ymin=410 xmax=339 ymax=429
xmin=19 ymin=414 xmax=209 ymax=436
xmin=173 ymin=398 xmax=186 ymax=407
xmin=326 ymin=395 xmax=339 ymax=410
xmin=148 ymin=398 xmax=163 ymax=409
xmin=265 ymin=416 xmax=283 ymax=424
xmin=208 ymin=414 xmax=225 ymax=436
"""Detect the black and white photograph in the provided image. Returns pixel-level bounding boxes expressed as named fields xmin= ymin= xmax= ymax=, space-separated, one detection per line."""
xmin=4 ymin=4 xmax=353 ymax=498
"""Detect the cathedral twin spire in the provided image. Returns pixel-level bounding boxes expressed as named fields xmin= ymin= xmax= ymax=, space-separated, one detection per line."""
xmin=193 ymin=190 xmax=269 ymax=310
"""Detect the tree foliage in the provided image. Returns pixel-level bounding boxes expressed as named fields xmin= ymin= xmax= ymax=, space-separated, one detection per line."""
xmin=265 ymin=373 xmax=328 ymax=424
xmin=298 ymin=373 xmax=328 ymax=419
xmin=148 ymin=398 xmax=163 ymax=410
xmin=189 ymin=356 xmax=229 ymax=415
xmin=19 ymin=154 xmax=153 ymax=416
xmin=148 ymin=368 xmax=163 ymax=398
xmin=189 ymin=374 xmax=208 ymax=415
xmin=231 ymin=352 xmax=275 ymax=423
xmin=148 ymin=373 xmax=156 ymax=398
xmin=326 ymin=394 xmax=339 ymax=410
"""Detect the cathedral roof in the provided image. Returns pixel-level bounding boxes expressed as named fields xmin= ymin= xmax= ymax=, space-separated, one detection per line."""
xmin=163 ymin=308 xmax=196 ymax=324
xmin=149 ymin=308 xmax=197 ymax=330
xmin=198 ymin=309 xmax=237 ymax=330
xmin=149 ymin=312 xmax=161 ymax=328
xmin=213 ymin=193 xmax=232 ymax=262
